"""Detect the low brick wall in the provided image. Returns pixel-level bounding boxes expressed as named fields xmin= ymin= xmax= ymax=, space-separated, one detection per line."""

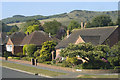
xmin=0 ymin=57 xmax=119 ymax=74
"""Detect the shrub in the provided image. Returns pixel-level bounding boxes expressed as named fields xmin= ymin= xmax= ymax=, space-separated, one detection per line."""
xmin=66 ymin=57 xmax=78 ymax=66
xmin=16 ymin=52 xmax=23 ymax=58
xmin=26 ymin=44 xmax=37 ymax=57
xmin=13 ymin=57 xmax=20 ymax=60
xmin=51 ymin=60 xmax=56 ymax=64
xmin=4 ymin=51 xmax=12 ymax=60
xmin=21 ymin=57 xmax=31 ymax=61
xmin=61 ymin=60 xmax=72 ymax=67
xmin=114 ymin=66 xmax=120 ymax=70
xmin=74 ymin=64 xmax=83 ymax=69
xmin=34 ymin=50 xmax=40 ymax=58
xmin=43 ymin=61 xmax=51 ymax=64
xmin=82 ymin=59 xmax=111 ymax=69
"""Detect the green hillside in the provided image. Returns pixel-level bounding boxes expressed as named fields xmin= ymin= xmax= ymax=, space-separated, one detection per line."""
xmin=2 ymin=10 xmax=118 ymax=26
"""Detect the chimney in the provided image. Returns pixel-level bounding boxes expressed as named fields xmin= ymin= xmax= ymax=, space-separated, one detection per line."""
xmin=27 ymin=32 xmax=29 ymax=36
xmin=49 ymin=33 xmax=51 ymax=38
xmin=81 ymin=21 xmax=83 ymax=29
xmin=84 ymin=22 xmax=87 ymax=29
xmin=67 ymin=30 xmax=70 ymax=38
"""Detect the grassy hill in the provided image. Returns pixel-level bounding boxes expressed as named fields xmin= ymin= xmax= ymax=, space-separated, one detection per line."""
xmin=3 ymin=10 xmax=118 ymax=27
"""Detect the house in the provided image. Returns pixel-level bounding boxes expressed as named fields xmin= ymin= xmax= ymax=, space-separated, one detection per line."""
xmin=0 ymin=32 xmax=9 ymax=55
xmin=21 ymin=31 xmax=59 ymax=46
xmin=6 ymin=32 xmax=26 ymax=55
xmin=6 ymin=31 xmax=60 ymax=55
xmin=55 ymin=26 xmax=120 ymax=59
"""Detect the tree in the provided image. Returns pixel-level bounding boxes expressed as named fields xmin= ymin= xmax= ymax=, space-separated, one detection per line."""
xmin=23 ymin=44 xmax=37 ymax=57
xmin=20 ymin=19 xmax=43 ymax=32
xmin=87 ymin=15 xmax=113 ymax=27
xmin=7 ymin=25 xmax=19 ymax=35
xmin=23 ymin=44 xmax=28 ymax=55
xmin=25 ymin=25 xmax=40 ymax=34
xmin=43 ymin=20 xmax=61 ymax=36
xmin=40 ymin=41 xmax=56 ymax=61
xmin=68 ymin=20 xmax=80 ymax=31
xmin=107 ymin=41 xmax=120 ymax=67
xmin=34 ymin=49 xmax=40 ymax=58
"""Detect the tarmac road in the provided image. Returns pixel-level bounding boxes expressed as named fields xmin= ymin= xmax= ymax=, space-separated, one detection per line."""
xmin=1 ymin=66 xmax=44 ymax=78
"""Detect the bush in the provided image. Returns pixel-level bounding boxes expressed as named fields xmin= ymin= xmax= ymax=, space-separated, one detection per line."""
xmin=12 ymin=57 xmax=20 ymax=60
xmin=4 ymin=51 xmax=12 ymax=60
xmin=114 ymin=66 xmax=120 ymax=70
xmin=43 ymin=61 xmax=51 ymax=64
xmin=61 ymin=60 xmax=72 ymax=67
xmin=34 ymin=50 xmax=40 ymax=58
xmin=21 ymin=57 xmax=31 ymax=61
xmin=16 ymin=52 xmax=23 ymax=58
xmin=66 ymin=57 xmax=78 ymax=65
xmin=36 ymin=57 xmax=45 ymax=63
xmin=82 ymin=60 xmax=111 ymax=69
xmin=26 ymin=44 xmax=37 ymax=57
xmin=74 ymin=64 xmax=83 ymax=69
xmin=51 ymin=60 xmax=56 ymax=64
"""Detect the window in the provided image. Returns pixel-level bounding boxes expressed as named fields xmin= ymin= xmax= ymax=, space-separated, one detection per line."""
xmin=6 ymin=45 xmax=12 ymax=52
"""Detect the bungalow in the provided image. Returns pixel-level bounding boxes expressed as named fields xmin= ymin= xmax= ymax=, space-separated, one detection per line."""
xmin=6 ymin=31 xmax=59 ymax=55
xmin=55 ymin=26 xmax=120 ymax=59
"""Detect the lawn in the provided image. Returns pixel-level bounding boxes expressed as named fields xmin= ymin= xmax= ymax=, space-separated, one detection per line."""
xmin=78 ymin=74 xmax=119 ymax=78
xmin=1 ymin=61 xmax=66 ymax=77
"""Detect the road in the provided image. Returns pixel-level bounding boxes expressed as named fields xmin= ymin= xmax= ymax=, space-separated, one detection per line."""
xmin=1 ymin=66 xmax=44 ymax=78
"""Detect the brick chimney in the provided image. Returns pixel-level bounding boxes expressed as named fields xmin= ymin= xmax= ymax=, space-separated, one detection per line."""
xmin=84 ymin=22 xmax=87 ymax=29
xmin=81 ymin=21 xmax=84 ymax=29
xmin=67 ymin=30 xmax=70 ymax=38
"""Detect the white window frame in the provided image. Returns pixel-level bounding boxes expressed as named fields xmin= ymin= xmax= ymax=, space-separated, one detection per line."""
xmin=6 ymin=45 xmax=12 ymax=52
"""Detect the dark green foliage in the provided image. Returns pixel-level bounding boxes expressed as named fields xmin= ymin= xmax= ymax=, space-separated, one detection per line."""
xmin=82 ymin=60 xmax=111 ymax=69
xmin=20 ymin=19 xmax=43 ymax=32
xmin=21 ymin=57 xmax=31 ymax=61
xmin=4 ymin=51 xmax=11 ymax=57
xmin=4 ymin=51 xmax=12 ymax=60
xmin=16 ymin=52 xmax=23 ymax=58
xmin=51 ymin=60 xmax=56 ymax=64
xmin=107 ymin=41 xmax=120 ymax=67
xmin=60 ymin=42 xmax=120 ymax=69
xmin=86 ymin=15 xmax=114 ymax=28
xmin=43 ymin=20 xmax=61 ymax=36
xmin=27 ymin=44 xmax=37 ymax=57
xmin=68 ymin=20 xmax=80 ymax=31
xmin=0 ymin=21 xmax=19 ymax=33
xmin=7 ymin=25 xmax=19 ymax=35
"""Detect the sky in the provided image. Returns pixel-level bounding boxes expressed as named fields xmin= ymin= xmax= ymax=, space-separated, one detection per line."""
xmin=1 ymin=2 xmax=119 ymax=19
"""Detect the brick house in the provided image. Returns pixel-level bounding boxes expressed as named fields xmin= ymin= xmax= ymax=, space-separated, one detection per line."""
xmin=0 ymin=32 xmax=9 ymax=55
xmin=6 ymin=32 xmax=26 ymax=55
xmin=55 ymin=26 xmax=120 ymax=59
xmin=6 ymin=31 xmax=59 ymax=55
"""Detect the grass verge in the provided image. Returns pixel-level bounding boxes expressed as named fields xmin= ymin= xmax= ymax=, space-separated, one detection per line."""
xmin=1 ymin=61 xmax=66 ymax=77
xmin=78 ymin=75 xmax=119 ymax=78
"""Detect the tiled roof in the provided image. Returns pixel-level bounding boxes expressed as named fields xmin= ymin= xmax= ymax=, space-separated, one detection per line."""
xmin=55 ymin=26 xmax=118 ymax=49
xmin=9 ymin=32 xmax=26 ymax=45
xmin=21 ymin=31 xmax=60 ymax=46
